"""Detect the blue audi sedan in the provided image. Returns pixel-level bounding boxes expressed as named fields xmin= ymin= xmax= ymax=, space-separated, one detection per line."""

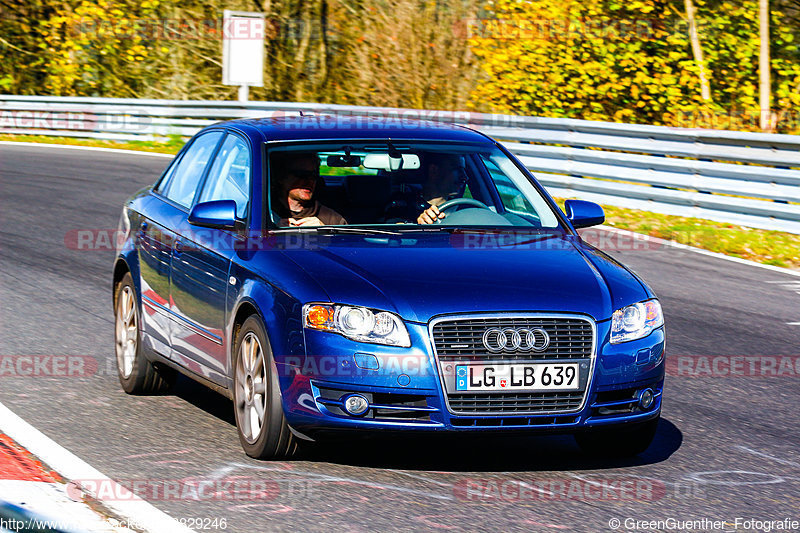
xmin=113 ymin=116 xmax=665 ymax=459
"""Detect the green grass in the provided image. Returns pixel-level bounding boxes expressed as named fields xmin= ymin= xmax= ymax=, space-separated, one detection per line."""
xmin=0 ymin=133 xmax=185 ymax=154
xmin=557 ymin=200 xmax=800 ymax=270
xmin=2 ymin=135 xmax=797 ymax=270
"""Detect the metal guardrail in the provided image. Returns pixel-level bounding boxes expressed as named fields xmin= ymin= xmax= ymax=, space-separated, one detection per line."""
xmin=2 ymin=94 xmax=799 ymax=233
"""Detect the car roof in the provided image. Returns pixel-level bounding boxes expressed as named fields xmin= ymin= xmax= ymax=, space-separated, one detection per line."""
xmin=209 ymin=115 xmax=495 ymax=144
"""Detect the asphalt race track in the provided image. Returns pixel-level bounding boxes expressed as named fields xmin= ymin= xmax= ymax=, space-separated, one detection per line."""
xmin=1 ymin=143 xmax=799 ymax=532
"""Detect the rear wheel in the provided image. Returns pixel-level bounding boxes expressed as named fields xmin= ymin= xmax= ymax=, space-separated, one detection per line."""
xmin=233 ymin=315 xmax=297 ymax=459
xmin=574 ymin=417 xmax=659 ymax=457
xmin=114 ymin=272 xmax=175 ymax=394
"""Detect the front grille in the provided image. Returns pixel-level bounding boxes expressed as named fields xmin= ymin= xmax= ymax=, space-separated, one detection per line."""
xmin=431 ymin=315 xmax=595 ymax=415
xmin=451 ymin=415 xmax=579 ymax=427
xmin=432 ymin=317 xmax=593 ymax=361
xmin=448 ymin=391 xmax=584 ymax=414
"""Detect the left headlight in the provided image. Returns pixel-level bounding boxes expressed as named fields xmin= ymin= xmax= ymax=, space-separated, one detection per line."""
xmin=610 ymin=299 xmax=664 ymax=344
xmin=302 ymin=303 xmax=411 ymax=348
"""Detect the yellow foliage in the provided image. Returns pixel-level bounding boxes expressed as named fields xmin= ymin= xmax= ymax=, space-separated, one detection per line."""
xmin=469 ymin=0 xmax=800 ymax=132
xmin=36 ymin=0 xmax=157 ymax=96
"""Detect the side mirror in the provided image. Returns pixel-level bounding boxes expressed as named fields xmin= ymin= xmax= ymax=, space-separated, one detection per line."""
xmin=188 ymin=200 xmax=239 ymax=230
xmin=564 ymin=199 xmax=605 ymax=229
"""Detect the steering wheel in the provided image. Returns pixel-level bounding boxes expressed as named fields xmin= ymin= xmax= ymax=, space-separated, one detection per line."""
xmin=433 ymin=198 xmax=492 ymax=223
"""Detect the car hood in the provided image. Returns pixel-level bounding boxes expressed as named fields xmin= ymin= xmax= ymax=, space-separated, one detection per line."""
xmin=278 ymin=232 xmax=649 ymax=324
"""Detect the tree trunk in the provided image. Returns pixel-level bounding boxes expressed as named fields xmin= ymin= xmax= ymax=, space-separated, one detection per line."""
xmin=759 ymin=0 xmax=773 ymax=131
xmin=685 ymin=0 xmax=711 ymax=102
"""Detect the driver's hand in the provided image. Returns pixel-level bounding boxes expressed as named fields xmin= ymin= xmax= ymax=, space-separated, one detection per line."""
xmin=289 ymin=216 xmax=324 ymax=227
xmin=417 ymin=205 xmax=445 ymax=224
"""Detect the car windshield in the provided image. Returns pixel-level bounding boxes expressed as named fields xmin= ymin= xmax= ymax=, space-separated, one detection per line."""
xmin=267 ymin=141 xmax=562 ymax=230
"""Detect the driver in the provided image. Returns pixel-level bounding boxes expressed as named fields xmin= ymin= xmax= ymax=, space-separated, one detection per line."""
xmin=270 ymin=152 xmax=347 ymax=227
xmin=416 ymin=154 xmax=467 ymax=224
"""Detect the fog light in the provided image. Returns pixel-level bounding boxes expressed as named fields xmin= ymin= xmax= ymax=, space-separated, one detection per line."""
xmin=343 ymin=394 xmax=369 ymax=416
xmin=638 ymin=388 xmax=655 ymax=409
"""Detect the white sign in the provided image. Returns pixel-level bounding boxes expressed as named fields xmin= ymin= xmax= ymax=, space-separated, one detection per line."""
xmin=222 ymin=10 xmax=265 ymax=88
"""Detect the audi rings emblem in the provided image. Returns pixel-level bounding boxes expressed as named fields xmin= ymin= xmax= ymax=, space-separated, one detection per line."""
xmin=482 ymin=327 xmax=550 ymax=352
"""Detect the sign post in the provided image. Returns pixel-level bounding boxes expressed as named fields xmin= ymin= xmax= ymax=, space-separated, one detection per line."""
xmin=222 ymin=10 xmax=265 ymax=102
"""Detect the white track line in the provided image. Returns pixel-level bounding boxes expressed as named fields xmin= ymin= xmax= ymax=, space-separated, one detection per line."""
xmin=2 ymin=141 xmax=798 ymax=278
xmin=597 ymin=225 xmax=800 ymax=278
xmin=0 ymin=401 xmax=195 ymax=533
xmin=734 ymin=445 xmax=800 ymax=469
xmin=0 ymin=141 xmax=173 ymax=158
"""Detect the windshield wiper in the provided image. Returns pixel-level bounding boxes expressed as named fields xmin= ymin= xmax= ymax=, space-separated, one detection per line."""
xmin=274 ymin=225 xmax=560 ymax=236
xmin=391 ymin=225 xmax=461 ymax=232
xmin=394 ymin=225 xmax=560 ymax=235
xmin=321 ymin=226 xmax=403 ymax=235
xmin=274 ymin=226 xmax=402 ymax=235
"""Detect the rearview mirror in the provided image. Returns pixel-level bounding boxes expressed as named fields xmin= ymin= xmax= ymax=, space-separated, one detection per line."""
xmin=362 ymin=153 xmax=421 ymax=171
xmin=564 ymin=199 xmax=604 ymax=229
xmin=188 ymin=200 xmax=239 ymax=230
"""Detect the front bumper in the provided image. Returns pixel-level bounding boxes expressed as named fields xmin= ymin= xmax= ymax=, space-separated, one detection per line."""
xmin=277 ymin=319 xmax=665 ymax=435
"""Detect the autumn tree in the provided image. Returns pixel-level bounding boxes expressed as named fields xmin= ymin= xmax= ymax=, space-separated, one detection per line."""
xmin=0 ymin=0 xmax=480 ymax=110
xmin=468 ymin=0 xmax=800 ymax=132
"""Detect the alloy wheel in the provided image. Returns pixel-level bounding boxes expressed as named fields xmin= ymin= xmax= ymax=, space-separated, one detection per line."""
xmin=236 ymin=332 xmax=268 ymax=443
xmin=115 ymin=285 xmax=137 ymax=378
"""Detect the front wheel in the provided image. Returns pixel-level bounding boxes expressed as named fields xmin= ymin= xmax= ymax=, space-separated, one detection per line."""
xmin=233 ymin=315 xmax=297 ymax=459
xmin=574 ymin=417 xmax=659 ymax=457
xmin=114 ymin=272 xmax=175 ymax=394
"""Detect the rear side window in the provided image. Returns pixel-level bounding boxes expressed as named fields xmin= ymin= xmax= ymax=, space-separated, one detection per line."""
xmin=198 ymin=134 xmax=251 ymax=219
xmin=154 ymin=158 xmax=179 ymax=194
xmin=160 ymin=131 xmax=223 ymax=208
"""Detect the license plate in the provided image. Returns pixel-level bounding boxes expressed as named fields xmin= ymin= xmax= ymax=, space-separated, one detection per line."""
xmin=455 ymin=363 xmax=580 ymax=392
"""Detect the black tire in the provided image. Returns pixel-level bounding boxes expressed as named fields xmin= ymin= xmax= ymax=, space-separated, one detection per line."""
xmin=114 ymin=272 xmax=175 ymax=394
xmin=574 ymin=416 xmax=659 ymax=458
xmin=233 ymin=315 xmax=297 ymax=459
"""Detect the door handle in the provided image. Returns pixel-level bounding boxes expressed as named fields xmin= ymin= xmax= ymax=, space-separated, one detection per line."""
xmin=173 ymin=239 xmax=183 ymax=256
xmin=140 ymin=221 xmax=148 ymax=231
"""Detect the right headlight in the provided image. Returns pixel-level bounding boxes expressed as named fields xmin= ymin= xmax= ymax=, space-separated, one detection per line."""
xmin=302 ymin=303 xmax=411 ymax=348
xmin=610 ymin=299 xmax=663 ymax=344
